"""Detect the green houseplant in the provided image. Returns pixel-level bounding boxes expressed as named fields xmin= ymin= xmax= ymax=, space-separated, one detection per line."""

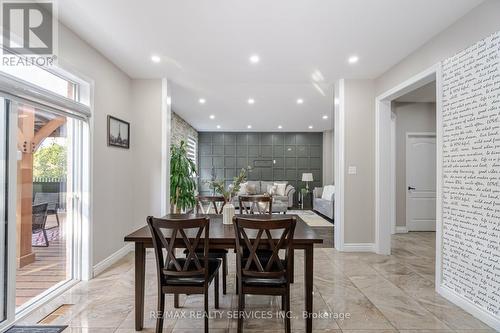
xmin=170 ymin=140 xmax=197 ymax=213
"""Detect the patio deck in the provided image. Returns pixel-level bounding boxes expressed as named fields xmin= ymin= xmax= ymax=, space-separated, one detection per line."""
xmin=15 ymin=214 xmax=68 ymax=308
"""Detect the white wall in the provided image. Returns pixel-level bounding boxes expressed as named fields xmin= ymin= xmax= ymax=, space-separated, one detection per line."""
xmin=58 ymin=24 xmax=135 ymax=264
xmin=322 ymin=130 xmax=334 ymax=185
xmin=393 ymin=102 xmax=436 ymax=228
xmin=342 ymin=79 xmax=375 ymax=244
xmin=59 ymin=25 xmax=169 ymax=266
xmin=375 ymin=0 xmax=500 ymax=95
xmin=131 ymin=79 xmax=168 ymax=229
xmin=338 ymin=0 xmax=500 ymax=248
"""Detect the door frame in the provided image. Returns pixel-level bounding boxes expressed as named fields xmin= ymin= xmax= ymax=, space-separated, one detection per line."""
xmin=374 ymin=64 xmax=442 ymax=278
xmin=405 ymin=132 xmax=436 ymax=231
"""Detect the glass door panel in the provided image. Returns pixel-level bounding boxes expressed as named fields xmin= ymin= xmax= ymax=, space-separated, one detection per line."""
xmin=0 ymin=97 xmax=7 ymax=324
xmin=12 ymin=101 xmax=81 ymax=310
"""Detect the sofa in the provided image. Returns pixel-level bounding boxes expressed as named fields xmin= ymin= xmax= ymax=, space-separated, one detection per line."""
xmin=231 ymin=180 xmax=295 ymax=209
xmin=313 ymin=185 xmax=335 ymax=220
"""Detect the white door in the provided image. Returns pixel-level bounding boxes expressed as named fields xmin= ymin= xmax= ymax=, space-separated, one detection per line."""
xmin=406 ymin=134 xmax=436 ymax=231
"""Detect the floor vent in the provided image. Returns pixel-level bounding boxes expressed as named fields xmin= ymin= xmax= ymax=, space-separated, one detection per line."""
xmin=38 ymin=304 xmax=74 ymax=324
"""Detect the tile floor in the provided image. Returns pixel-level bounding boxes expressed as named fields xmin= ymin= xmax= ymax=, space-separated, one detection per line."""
xmin=18 ymin=232 xmax=496 ymax=332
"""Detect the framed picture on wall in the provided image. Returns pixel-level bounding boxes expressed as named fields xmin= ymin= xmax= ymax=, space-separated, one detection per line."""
xmin=107 ymin=115 xmax=130 ymax=149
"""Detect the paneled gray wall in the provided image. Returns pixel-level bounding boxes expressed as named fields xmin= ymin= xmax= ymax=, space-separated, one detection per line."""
xmin=198 ymin=132 xmax=323 ymax=200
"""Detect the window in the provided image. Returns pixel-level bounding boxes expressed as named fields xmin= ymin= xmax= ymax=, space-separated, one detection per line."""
xmin=186 ymin=136 xmax=197 ymax=170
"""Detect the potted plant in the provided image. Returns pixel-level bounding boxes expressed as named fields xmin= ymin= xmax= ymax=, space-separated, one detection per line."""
xmin=207 ymin=167 xmax=248 ymax=224
xmin=170 ymin=140 xmax=197 ymax=213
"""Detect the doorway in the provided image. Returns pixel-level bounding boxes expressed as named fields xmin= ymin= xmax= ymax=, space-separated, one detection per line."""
xmin=374 ymin=65 xmax=441 ymax=256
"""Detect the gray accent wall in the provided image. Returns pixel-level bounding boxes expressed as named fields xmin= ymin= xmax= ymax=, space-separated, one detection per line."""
xmin=198 ymin=132 xmax=323 ymax=200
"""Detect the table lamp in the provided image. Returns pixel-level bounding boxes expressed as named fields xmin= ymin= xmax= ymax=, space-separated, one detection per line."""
xmin=302 ymin=173 xmax=313 ymax=191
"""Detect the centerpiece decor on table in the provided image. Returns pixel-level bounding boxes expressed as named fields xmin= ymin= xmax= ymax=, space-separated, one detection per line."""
xmin=207 ymin=167 xmax=249 ymax=224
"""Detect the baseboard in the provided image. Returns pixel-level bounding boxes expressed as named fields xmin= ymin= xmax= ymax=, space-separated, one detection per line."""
xmin=438 ymin=284 xmax=500 ymax=331
xmin=395 ymin=226 xmax=408 ymax=233
xmin=342 ymin=243 xmax=375 ymax=252
xmin=93 ymin=243 xmax=134 ymax=277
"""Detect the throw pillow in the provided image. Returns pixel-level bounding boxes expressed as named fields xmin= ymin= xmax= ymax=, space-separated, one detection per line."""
xmin=321 ymin=185 xmax=335 ymax=201
xmin=274 ymin=182 xmax=287 ymax=196
xmin=237 ymin=182 xmax=248 ymax=195
xmin=246 ymin=183 xmax=257 ymax=195
xmin=267 ymin=184 xmax=278 ymax=195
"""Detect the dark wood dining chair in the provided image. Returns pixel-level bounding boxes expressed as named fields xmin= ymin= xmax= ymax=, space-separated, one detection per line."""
xmin=188 ymin=195 xmax=228 ymax=294
xmin=32 ymin=203 xmax=49 ymax=247
xmin=196 ymin=195 xmax=226 ymax=214
xmin=233 ymin=216 xmax=296 ymax=333
xmin=238 ymin=195 xmax=272 ymax=215
xmin=147 ymin=216 xmax=221 ymax=333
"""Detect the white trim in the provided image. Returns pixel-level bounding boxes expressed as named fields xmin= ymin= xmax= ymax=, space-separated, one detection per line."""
xmin=342 ymin=243 xmax=375 ymax=252
xmin=390 ymin=112 xmax=396 ymax=235
xmin=434 ymin=64 xmax=444 ymax=289
xmin=333 ymin=80 xmax=345 ymax=251
xmin=375 ymin=64 xmax=439 ymax=255
xmin=92 ymin=243 xmax=134 ymax=277
xmin=0 ymin=71 xmax=90 ymax=119
xmin=394 ymin=226 xmax=408 ymax=233
xmin=437 ymin=285 xmax=500 ymax=331
xmin=161 ymin=78 xmax=170 ymax=215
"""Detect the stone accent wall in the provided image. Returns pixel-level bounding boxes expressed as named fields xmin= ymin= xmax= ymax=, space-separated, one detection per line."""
xmin=171 ymin=111 xmax=198 ymax=147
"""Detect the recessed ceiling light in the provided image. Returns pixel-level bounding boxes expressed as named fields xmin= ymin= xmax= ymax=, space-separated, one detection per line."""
xmin=216 ymin=125 xmax=221 ymax=129
xmin=322 ymin=115 xmax=328 ymax=120
xmin=199 ymin=98 xmax=206 ymax=104
xmin=151 ymin=55 xmax=161 ymax=63
xmin=247 ymin=98 xmax=255 ymax=104
xmin=334 ymin=98 xmax=340 ymax=105
xmin=249 ymin=54 xmax=260 ymax=64
xmin=209 ymin=114 xmax=215 ymax=119
xmin=278 ymin=125 xmax=283 ymax=129
xmin=247 ymin=125 xmax=252 ymax=129
xmin=296 ymin=98 xmax=304 ymax=104
xmin=348 ymin=55 xmax=359 ymax=64
xmin=308 ymin=125 xmax=313 ymax=129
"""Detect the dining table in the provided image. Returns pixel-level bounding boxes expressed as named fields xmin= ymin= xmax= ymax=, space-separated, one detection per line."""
xmin=124 ymin=213 xmax=323 ymax=333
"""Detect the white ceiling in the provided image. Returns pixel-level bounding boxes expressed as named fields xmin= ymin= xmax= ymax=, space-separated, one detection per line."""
xmin=58 ymin=0 xmax=483 ymax=131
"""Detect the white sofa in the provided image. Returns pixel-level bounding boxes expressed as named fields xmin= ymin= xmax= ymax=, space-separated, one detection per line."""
xmin=313 ymin=185 xmax=335 ymax=220
xmin=231 ymin=180 xmax=296 ymax=209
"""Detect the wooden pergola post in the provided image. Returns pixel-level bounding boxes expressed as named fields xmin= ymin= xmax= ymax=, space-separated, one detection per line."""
xmin=16 ymin=106 xmax=65 ymax=268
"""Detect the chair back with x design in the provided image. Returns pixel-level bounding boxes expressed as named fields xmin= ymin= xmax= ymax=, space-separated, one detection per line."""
xmin=196 ymin=195 xmax=226 ymax=214
xmin=233 ymin=216 xmax=296 ymax=280
xmin=147 ymin=216 xmax=210 ymax=285
xmin=238 ymin=195 xmax=272 ymax=215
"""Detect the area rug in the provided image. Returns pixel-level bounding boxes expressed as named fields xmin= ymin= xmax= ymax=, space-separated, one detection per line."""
xmin=288 ymin=210 xmax=333 ymax=227
xmin=32 ymin=227 xmax=60 ymax=246
xmin=5 ymin=326 xmax=67 ymax=333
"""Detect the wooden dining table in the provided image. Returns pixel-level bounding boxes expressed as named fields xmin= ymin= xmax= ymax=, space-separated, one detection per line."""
xmin=124 ymin=214 xmax=323 ymax=333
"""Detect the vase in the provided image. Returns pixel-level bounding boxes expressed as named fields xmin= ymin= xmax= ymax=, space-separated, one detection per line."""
xmin=223 ymin=203 xmax=235 ymax=225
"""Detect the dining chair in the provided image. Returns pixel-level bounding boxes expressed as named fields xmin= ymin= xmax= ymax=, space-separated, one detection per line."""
xmin=238 ymin=195 xmax=272 ymax=215
xmin=189 ymin=195 xmax=228 ymax=294
xmin=32 ymin=203 xmax=49 ymax=247
xmin=233 ymin=216 xmax=296 ymax=333
xmin=147 ymin=216 xmax=221 ymax=333
xmin=196 ymin=195 xmax=226 ymax=214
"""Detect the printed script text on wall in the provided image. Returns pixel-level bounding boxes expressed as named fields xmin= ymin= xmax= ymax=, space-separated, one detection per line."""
xmin=441 ymin=31 xmax=500 ymax=317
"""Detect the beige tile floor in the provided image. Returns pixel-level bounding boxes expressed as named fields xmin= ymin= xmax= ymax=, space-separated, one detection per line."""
xmin=18 ymin=232 xmax=496 ymax=333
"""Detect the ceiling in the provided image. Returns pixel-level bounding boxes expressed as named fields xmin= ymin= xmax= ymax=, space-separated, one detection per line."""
xmin=58 ymin=0 xmax=483 ymax=132
xmin=395 ymin=81 xmax=437 ymax=103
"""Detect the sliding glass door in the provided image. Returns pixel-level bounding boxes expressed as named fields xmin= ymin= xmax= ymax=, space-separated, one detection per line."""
xmin=0 ymin=94 xmax=86 ymax=328
xmin=0 ymin=97 xmax=7 ymax=324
